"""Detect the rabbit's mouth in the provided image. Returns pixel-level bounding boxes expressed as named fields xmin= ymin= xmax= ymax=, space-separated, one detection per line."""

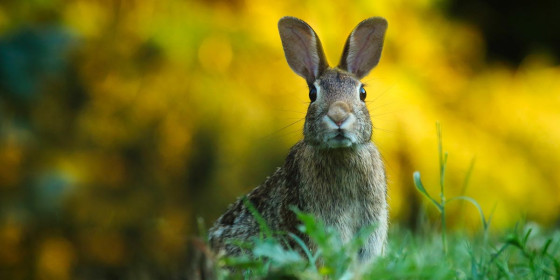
xmin=333 ymin=133 xmax=348 ymax=141
xmin=324 ymin=131 xmax=354 ymax=148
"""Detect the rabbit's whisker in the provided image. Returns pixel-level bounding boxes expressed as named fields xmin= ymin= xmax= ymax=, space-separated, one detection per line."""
xmin=275 ymin=109 xmax=306 ymax=114
xmin=260 ymin=118 xmax=305 ymax=140
xmin=369 ymin=85 xmax=394 ymax=103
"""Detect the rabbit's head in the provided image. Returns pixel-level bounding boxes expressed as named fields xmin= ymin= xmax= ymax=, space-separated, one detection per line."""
xmin=278 ymin=17 xmax=387 ymax=149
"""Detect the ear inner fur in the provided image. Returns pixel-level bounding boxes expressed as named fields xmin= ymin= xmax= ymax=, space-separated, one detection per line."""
xmin=339 ymin=17 xmax=387 ymax=79
xmin=278 ymin=17 xmax=329 ymax=83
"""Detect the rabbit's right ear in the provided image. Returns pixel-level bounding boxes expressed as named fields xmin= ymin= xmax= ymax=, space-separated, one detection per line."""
xmin=278 ymin=17 xmax=329 ymax=84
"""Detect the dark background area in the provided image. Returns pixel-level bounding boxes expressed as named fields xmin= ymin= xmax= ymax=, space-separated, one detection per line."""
xmin=444 ymin=0 xmax=560 ymax=65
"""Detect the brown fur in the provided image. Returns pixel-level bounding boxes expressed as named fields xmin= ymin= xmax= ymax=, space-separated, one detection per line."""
xmin=208 ymin=16 xmax=388 ymax=261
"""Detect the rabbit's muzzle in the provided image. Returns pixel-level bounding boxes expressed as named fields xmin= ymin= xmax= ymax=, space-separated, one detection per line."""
xmin=322 ymin=101 xmax=357 ymax=148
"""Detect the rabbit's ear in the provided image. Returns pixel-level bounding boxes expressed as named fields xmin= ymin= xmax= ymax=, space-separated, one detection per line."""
xmin=278 ymin=17 xmax=329 ymax=84
xmin=339 ymin=17 xmax=387 ymax=79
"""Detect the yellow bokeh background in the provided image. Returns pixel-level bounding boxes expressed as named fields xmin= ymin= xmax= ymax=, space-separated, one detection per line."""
xmin=0 ymin=0 xmax=559 ymax=278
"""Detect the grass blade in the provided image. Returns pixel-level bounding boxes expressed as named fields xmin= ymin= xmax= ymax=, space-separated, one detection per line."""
xmin=413 ymin=171 xmax=442 ymax=212
xmin=447 ymin=196 xmax=488 ymax=230
xmin=243 ymin=196 xmax=273 ymax=238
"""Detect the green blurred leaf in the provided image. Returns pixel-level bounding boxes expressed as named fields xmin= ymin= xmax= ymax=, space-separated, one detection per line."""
xmin=252 ymin=238 xmax=303 ymax=265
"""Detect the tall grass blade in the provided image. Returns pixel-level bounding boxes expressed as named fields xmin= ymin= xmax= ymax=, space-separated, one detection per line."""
xmin=460 ymin=157 xmax=476 ymax=196
xmin=413 ymin=171 xmax=442 ymax=212
xmin=197 ymin=217 xmax=208 ymax=242
xmin=287 ymin=232 xmax=317 ymax=271
xmin=447 ymin=196 xmax=488 ymax=230
xmin=243 ymin=196 xmax=273 ymax=238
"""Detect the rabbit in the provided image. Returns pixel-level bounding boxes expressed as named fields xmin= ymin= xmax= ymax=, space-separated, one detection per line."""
xmin=208 ymin=16 xmax=388 ymax=261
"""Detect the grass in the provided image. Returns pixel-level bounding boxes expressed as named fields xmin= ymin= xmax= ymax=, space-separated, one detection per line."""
xmin=203 ymin=123 xmax=560 ymax=279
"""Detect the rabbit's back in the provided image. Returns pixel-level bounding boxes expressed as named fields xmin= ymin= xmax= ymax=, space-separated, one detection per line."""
xmin=208 ymin=147 xmax=303 ymax=256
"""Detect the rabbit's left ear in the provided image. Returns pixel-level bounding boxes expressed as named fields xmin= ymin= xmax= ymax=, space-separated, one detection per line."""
xmin=339 ymin=17 xmax=387 ymax=79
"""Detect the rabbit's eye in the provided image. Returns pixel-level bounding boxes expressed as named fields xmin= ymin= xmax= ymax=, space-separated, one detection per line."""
xmin=309 ymin=86 xmax=317 ymax=102
xmin=360 ymin=86 xmax=367 ymax=101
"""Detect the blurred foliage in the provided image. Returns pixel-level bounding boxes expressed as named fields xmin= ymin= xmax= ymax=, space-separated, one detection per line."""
xmin=0 ymin=0 xmax=559 ymax=278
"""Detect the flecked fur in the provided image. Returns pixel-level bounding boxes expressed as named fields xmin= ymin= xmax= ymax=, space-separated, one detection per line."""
xmin=209 ymin=16 xmax=388 ymax=261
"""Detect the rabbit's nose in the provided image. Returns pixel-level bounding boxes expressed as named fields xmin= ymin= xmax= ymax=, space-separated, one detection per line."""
xmin=327 ymin=101 xmax=351 ymax=126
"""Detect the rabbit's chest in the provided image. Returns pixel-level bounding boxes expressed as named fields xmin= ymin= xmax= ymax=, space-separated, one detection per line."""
xmin=307 ymin=179 xmax=377 ymax=242
xmin=327 ymin=203 xmax=365 ymax=242
xmin=297 ymin=143 xmax=387 ymax=243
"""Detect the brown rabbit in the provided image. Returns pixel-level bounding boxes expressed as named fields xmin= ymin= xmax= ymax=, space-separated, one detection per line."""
xmin=208 ymin=16 xmax=388 ymax=261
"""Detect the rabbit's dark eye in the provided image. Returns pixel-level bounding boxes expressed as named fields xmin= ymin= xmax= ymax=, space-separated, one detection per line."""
xmin=360 ymin=86 xmax=367 ymax=101
xmin=309 ymin=86 xmax=317 ymax=102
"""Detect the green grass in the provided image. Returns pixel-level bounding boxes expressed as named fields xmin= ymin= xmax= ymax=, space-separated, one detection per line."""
xmin=212 ymin=216 xmax=560 ymax=279
xmin=207 ymin=123 xmax=560 ymax=279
